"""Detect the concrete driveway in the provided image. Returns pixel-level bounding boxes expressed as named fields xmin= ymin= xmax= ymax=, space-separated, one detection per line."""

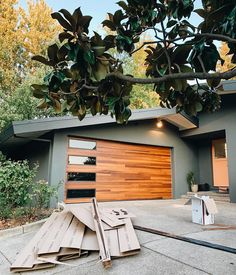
xmin=0 ymin=199 xmax=236 ymax=275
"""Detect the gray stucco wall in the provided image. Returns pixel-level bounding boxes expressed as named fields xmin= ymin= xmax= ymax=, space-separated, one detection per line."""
xmin=49 ymin=119 xmax=198 ymax=205
xmin=181 ymin=94 xmax=236 ymax=202
xmin=198 ymin=142 xmax=213 ymax=187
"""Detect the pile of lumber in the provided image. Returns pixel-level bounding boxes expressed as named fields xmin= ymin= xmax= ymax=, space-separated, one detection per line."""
xmin=11 ymin=198 xmax=140 ymax=272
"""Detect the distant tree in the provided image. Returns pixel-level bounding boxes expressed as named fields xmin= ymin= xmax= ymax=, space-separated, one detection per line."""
xmin=0 ymin=0 xmax=60 ymax=92
xmin=0 ymin=0 xmax=22 ymax=91
xmin=0 ymin=68 xmax=57 ymax=131
xmin=122 ymin=36 xmax=160 ymax=109
xmin=0 ymin=0 xmax=61 ymax=129
xmin=19 ymin=0 xmax=62 ymax=71
xmin=217 ymin=42 xmax=236 ymax=79
xmin=32 ymin=1 xmax=236 ymax=124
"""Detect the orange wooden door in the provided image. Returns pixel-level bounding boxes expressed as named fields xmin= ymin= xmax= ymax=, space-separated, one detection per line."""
xmin=65 ymin=137 xmax=172 ymax=203
xmin=212 ymin=139 xmax=229 ymax=187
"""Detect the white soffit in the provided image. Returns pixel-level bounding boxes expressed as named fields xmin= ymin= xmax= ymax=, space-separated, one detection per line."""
xmin=164 ymin=113 xmax=197 ymax=130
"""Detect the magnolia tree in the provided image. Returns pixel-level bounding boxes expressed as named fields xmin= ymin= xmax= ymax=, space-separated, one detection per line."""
xmin=32 ymin=0 xmax=236 ymax=123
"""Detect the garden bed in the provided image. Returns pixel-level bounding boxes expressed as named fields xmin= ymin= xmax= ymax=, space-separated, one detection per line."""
xmin=0 ymin=209 xmax=53 ymax=230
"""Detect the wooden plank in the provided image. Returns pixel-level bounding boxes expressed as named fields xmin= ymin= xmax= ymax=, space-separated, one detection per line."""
xmin=101 ymin=212 xmax=126 ymax=228
xmin=60 ymin=216 xmax=85 ymax=249
xmin=91 ymin=198 xmax=111 ymax=268
xmin=67 ymin=205 xmax=95 ymax=231
xmin=117 ymin=218 xmax=140 ymax=253
xmin=38 ymin=211 xmax=73 ymax=256
xmin=10 ymin=212 xmax=59 ymax=271
xmin=81 ymin=227 xmax=99 ymax=251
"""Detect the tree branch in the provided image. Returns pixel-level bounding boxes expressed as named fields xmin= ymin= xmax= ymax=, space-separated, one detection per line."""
xmin=168 ymin=32 xmax=236 ymax=44
xmin=132 ymin=33 xmax=236 ymax=56
xmin=108 ymin=69 xmax=236 ymax=84
xmin=131 ymin=41 xmax=159 ymax=55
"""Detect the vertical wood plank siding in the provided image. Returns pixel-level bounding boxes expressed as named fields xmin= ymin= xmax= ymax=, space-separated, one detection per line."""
xmin=65 ymin=138 xmax=172 ymax=203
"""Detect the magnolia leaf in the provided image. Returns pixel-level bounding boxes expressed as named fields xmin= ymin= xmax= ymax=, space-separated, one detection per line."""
xmin=113 ymin=10 xmax=125 ymax=25
xmin=167 ymin=20 xmax=177 ymax=28
xmin=194 ymin=9 xmax=207 ymax=18
xmin=51 ymin=12 xmax=73 ymax=31
xmin=47 ymin=44 xmax=59 ymax=62
xmin=207 ymin=78 xmax=221 ymax=88
xmin=59 ymin=32 xmax=74 ymax=43
xmin=83 ymin=50 xmax=95 ymax=65
xmin=92 ymin=46 xmax=106 ymax=56
xmin=103 ymin=35 xmax=116 ymax=50
xmin=102 ymin=20 xmax=116 ymax=31
xmin=172 ymin=45 xmax=192 ymax=65
xmin=31 ymin=55 xmax=52 ymax=66
xmin=57 ymin=45 xmax=69 ymax=61
xmin=72 ymin=7 xmax=82 ymax=21
xmin=59 ymin=9 xmax=76 ymax=29
xmin=77 ymin=16 xmax=92 ymax=33
xmin=117 ymin=1 xmax=128 ymax=11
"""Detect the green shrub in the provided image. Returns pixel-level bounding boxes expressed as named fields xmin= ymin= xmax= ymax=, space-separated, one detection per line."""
xmin=0 ymin=201 xmax=12 ymax=220
xmin=0 ymin=158 xmax=38 ymax=208
xmin=32 ymin=180 xmax=58 ymax=209
xmin=0 ymin=152 xmax=58 ymax=220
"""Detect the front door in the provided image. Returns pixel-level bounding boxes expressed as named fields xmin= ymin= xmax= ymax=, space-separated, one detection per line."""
xmin=212 ymin=139 xmax=229 ymax=188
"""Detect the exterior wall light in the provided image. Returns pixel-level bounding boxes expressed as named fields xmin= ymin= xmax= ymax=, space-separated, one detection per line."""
xmin=156 ymin=120 xmax=163 ymax=128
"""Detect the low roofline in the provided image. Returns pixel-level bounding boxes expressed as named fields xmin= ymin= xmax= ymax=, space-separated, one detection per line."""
xmin=0 ymin=107 xmax=198 ymax=147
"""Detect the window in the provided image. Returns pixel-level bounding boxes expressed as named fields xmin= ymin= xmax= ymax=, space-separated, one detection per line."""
xmin=214 ymin=140 xmax=227 ymax=158
xmin=69 ymin=139 xmax=96 ymax=150
xmin=67 ymin=189 xmax=96 ymax=199
xmin=67 ymin=172 xmax=96 ymax=182
xmin=68 ymin=156 xmax=96 ymax=165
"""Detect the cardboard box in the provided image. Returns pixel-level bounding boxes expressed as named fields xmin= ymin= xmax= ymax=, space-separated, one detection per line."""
xmin=191 ymin=195 xmax=218 ymax=225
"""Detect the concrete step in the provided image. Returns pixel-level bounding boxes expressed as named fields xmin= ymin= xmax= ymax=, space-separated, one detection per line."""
xmin=181 ymin=191 xmax=230 ymax=202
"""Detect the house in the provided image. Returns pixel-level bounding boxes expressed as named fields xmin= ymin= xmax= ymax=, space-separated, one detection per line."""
xmin=0 ymin=80 xmax=236 ymax=204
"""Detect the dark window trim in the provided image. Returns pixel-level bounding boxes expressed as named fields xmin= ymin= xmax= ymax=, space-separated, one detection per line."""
xmin=68 ymin=137 xmax=97 ymax=150
xmin=67 ymin=172 xmax=96 ymax=182
xmin=68 ymin=155 xmax=96 ymax=165
xmin=66 ymin=188 xmax=96 ymax=199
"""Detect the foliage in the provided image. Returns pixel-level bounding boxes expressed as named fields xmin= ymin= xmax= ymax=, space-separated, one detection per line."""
xmin=217 ymin=42 xmax=236 ymax=79
xmin=0 ymin=153 xmax=58 ymax=219
xmin=0 ymin=0 xmax=60 ymax=92
xmin=130 ymin=84 xmax=160 ymax=109
xmin=0 ymin=159 xmax=38 ymax=208
xmin=31 ymin=1 xmax=236 ymax=123
xmin=186 ymin=171 xmax=196 ymax=190
xmin=32 ymin=180 xmax=59 ymax=209
xmin=0 ymin=68 xmax=58 ymax=131
xmin=123 ymin=37 xmax=160 ymax=108
xmin=0 ymin=0 xmax=22 ymax=91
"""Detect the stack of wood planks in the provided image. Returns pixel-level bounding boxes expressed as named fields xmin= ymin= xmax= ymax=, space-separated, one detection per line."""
xmin=11 ymin=198 xmax=140 ymax=272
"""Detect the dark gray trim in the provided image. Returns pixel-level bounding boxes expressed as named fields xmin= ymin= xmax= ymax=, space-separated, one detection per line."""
xmin=14 ymin=134 xmax=52 ymax=143
xmin=0 ymin=124 xmax=14 ymax=144
xmin=0 ymin=108 xmax=197 ymax=147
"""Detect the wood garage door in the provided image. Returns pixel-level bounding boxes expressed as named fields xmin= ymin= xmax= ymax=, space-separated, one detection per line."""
xmin=65 ymin=137 xmax=172 ymax=203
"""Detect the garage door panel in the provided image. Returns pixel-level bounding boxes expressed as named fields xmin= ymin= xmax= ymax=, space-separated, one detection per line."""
xmin=65 ymin=138 xmax=172 ymax=202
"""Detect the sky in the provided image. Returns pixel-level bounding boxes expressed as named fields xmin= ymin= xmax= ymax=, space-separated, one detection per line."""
xmin=19 ymin=0 xmax=119 ymax=33
xmin=19 ymin=0 xmax=203 ymax=33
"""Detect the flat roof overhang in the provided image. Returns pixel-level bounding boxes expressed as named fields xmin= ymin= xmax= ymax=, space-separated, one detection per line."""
xmin=0 ymin=108 xmax=198 ymax=150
